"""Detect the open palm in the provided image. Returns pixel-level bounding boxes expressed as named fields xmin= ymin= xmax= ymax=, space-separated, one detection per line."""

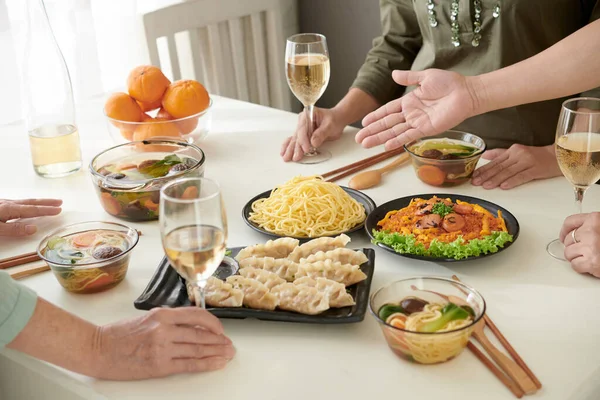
xmin=355 ymin=69 xmax=478 ymax=150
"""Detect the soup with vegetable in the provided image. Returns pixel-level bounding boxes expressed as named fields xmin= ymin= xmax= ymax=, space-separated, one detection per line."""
xmin=43 ymin=229 xmax=133 ymax=293
xmin=95 ymin=153 xmax=201 ymax=221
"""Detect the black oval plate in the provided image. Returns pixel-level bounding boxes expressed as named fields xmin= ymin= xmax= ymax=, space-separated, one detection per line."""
xmin=133 ymin=247 xmax=376 ymax=324
xmin=242 ymin=186 xmax=376 ymax=241
xmin=365 ymin=193 xmax=520 ymax=262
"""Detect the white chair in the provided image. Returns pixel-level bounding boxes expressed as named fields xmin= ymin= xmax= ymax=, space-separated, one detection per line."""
xmin=142 ymin=0 xmax=298 ymax=111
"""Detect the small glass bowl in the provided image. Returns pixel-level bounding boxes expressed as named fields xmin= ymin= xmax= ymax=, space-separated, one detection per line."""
xmin=89 ymin=139 xmax=205 ymax=221
xmin=404 ymin=130 xmax=486 ymax=187
xmin=105 ymin=99 xmax=212 ymax=144
xmin=369 ymin=277 xmax=486 ymax=364
xmin=37 ymin=221 xmax=139 ymax=294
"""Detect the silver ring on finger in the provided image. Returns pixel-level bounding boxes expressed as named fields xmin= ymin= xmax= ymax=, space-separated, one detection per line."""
xmin=571 ymin=228 xmax=580 ymax=243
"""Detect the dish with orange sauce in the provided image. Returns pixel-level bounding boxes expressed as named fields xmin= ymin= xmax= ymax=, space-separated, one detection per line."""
xmin=368 ymin=196 xmax=516 ymax=261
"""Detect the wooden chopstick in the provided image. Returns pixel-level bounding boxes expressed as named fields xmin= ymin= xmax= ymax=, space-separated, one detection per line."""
xmin=0 ymin=230 xmax=141 ymax=271
xmin=467 ymin=341 xmax=524 ymax=398
xmin=321 ymin=148 xmax=404 ymax=180
xmin=0 ymin=252 xmax=41 ymax=270
xmin=451 ymin=275 xmax=542 ymax=390
xmin=325 ymin=148 xmax=405 ymax=183
xmin=9 ymin=264 xmax=50 ymax=280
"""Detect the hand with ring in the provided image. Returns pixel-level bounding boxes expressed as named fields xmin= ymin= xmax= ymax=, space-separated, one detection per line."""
xmin=559 ymin=213 xmax=600 ymax=277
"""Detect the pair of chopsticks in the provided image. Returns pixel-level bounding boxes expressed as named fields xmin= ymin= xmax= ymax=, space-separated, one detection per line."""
xmin=452 ymin=275 xmax=542 ymax=398
xmin=321 ymin=148 xmax=404 ymax=182
xmin=1 ymin=230 xmax=143 ymax=280
xmin=0 ymin=251 xmax=49 ymax=280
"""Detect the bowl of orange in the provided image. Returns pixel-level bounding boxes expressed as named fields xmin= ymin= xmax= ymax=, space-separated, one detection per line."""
xmin=104 ymin=66 xmax=212 ymax=144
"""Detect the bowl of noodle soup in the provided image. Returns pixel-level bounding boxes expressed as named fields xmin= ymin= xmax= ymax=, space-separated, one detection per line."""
xmin=37 ymin=221 xmax=139 ymax=294
xmin=369 ymin=277 xmax=485 ymax=364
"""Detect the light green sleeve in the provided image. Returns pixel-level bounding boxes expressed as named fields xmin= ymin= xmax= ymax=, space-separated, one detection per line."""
xmin=351 ymin=0 xmax=422 ymax=105
xmin=0 ymin=270 xmax=38 ymax=347
xmin=580 ymin=4 xmax=600 ymax=102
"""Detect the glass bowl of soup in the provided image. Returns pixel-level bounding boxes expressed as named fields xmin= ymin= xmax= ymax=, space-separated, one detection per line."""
xmin=89 ymin=139 xmax=205 ymax=221
xmin=404 ymin=130 xmax=486 ymax=187
xmin=37 ymin=221 xmax=139 ymax=294
xmin=369 ymin=277 xmax=486 ymax=364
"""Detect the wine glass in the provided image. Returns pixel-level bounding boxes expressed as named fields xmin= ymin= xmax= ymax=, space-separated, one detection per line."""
xmin=285 ymin=33 xmax=331 ymax=164
xmin=547 ymin=97 xmax=600 ymax=260
xmin=160 ymin=177 xmax=228 ymax=308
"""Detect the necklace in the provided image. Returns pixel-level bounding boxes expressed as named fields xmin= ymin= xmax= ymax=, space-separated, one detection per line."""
xmin=427 ymin=0 xmax=501 ymax=47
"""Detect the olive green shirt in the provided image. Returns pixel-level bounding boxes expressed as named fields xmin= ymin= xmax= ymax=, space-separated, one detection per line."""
xmin=353 ymin=0 xmax=600 ymax=148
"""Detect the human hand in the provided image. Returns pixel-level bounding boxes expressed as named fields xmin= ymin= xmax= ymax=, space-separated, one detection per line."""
xmin=93 ymin=307 xmax=235 ymax=380
xmin=560 ymin=213 xmax=600 ymax=278
xmin=356 ymin=69 xmax=479 ymax=150
xmin=281 ymin=107 xmax=344 ymax=162
xmin=0 ymin=199 xmax=62 ymax=236
xmin=471 ymin=144 xmax=562 ymax=189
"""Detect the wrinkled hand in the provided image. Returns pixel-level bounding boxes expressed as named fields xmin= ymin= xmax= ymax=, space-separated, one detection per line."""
xmin=93 ymin=307 xmax=235 ymax=380
xmin=471 ymin=144 xmax=562 ymax=189
xmin=560 ymin=213 xmax=600 ymax=278
xmin=356 ymin=69 xmax=478 ymax=150
xmin=0 ymin=199 xmax=62 ymax=236
xmin=281 ymin=107 xmax=344 ymax=162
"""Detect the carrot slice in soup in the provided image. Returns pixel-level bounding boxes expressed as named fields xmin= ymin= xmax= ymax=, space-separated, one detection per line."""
xmin=181 ymin=186 xmax=198 ymax=199
xmin=417 ymin=165 xmax=446 ymax=186
xmin=73 ymin=232 xmax=98 ymax=248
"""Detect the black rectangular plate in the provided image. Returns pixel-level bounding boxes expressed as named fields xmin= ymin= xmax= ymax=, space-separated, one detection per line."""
xmin=134 ymin=247 xmax=375 ymax=324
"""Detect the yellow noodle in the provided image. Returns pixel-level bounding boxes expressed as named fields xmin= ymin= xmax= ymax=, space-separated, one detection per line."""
xmin=392 ymin=303 xmax=473 ymax=364
xmin=248 ymin=176 xmax=366 ymax=238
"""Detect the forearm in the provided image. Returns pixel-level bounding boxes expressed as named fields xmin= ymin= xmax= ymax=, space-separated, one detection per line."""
xmin=472 ymin=19 xmax=600 ymax=115
xmin=7 ymin=297 xmax=100 ymax=377
xmin=332 ymin=88 xmax=380 ymax=126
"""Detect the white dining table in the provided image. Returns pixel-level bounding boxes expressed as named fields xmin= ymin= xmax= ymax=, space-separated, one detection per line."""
xmin=1 ymin=95 xmax=600 ymax=400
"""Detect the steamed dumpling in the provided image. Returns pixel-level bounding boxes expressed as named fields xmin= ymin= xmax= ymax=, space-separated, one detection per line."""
xmin=300 ymin=248 xmax=368 ymax=266
xmin=205 ymin=277 xmax=244 ymax=307
xmin=226 ymin=276 xmax=279 ymax=310
xmin=294 ymin=277 xmax=355 ymax=308
xmin=287 ymin=234 xmax=351 ymax=262
xmin=238 ymin=256 xmax=299 ymax=281
xmin=235 ymin=237 xmax=299 ymax=261
xmin=270 ymin=282 xmax=329 ymax=315
xmin=296 ymin=259 xmax=367 ymax=286
xmin=239 ymin=267 xmax=286 ymax=289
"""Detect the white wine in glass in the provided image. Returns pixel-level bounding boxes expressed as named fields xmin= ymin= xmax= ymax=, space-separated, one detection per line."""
xmin=160 ymin=177 xmax=228 ymax=308
xmin=547 ymin=98 xmax=600 ymax=260
xmin=286 ymin=33 xmax=331 ymax=164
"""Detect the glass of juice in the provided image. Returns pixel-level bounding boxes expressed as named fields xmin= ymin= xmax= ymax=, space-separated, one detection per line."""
xmin=285 ymin=33 xmax=331 ymax=164
xmin=160 ymin=177 xmax=228 ymax=308
xmin=547 ymin=97 xmax=600 ymax=260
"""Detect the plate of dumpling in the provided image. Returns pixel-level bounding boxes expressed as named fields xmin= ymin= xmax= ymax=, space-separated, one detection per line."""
xmin=134 ymin=234 xmax=376 ymax=323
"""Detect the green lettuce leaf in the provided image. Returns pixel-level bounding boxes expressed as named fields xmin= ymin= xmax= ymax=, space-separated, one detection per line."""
xmin=371 ymin=230 xmax=513 ymax=260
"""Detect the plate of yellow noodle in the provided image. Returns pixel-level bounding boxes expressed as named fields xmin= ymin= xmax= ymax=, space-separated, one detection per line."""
xmin=243 ymin=176 xmax=375 ymax=240
xmin=365 ymin=194 xmax=519 ymax=261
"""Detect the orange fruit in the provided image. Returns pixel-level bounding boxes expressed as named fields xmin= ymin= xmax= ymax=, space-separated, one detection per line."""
xmin=104 ymin=92 xmax=143 ymax=131
xmin=137 ymin=98 xmax=162 ymax=112
xmin=132 ymin=117 xmax=180 ymax=141
xmin=120 ymin=129 xmax=134 ymax=141
xmin=176 ymin=116 xmax=199 ymax=135
xmin=162 ymin=80 xmax=210 ymax=119
xmin=157 ymin=107 xmax=197 ymax=135
xmin=141 ymin=113 xmax=154 ymax=122
xmin=127 ymin=65 xmax=170 ymax=103
xmin=156 ymin=107 xmax=173 ymax=120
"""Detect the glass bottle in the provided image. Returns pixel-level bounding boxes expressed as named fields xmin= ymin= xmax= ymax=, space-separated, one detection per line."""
xmin=22 ymin=0 xmax=82 ymax=178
